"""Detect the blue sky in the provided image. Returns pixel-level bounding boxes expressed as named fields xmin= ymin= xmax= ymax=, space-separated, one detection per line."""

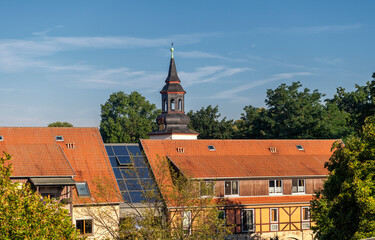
xmin=0 ymin=1 xmax=374 ymax=126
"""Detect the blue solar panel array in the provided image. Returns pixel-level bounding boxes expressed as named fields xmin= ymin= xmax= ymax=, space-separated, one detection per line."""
xmin=105 ymin=144 xmax=157 ymax=204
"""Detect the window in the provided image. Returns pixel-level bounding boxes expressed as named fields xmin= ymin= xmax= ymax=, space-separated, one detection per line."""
xmin=218 ymin=210 xmax=225 ymax=221
xmin=270 ymin=208 xmax=279 ymax=231
xmin=182 ymin=211 xmax=191 ymax=234
xmin=269 ymin=180 xmax=283 ymax=195
xmin=178 ymin=99 xmax=182 ymax=110
xmin=302 ymin=207 xmax=310 ymax=221
xmin=296 ymin=145 xmax=304 ymax=151
xmin=270 ymin=208 xmax=278 ymax=223
xmin=242 ymin=209 xmax=255 ymax=232
xmin=164 ymin=99 xmax=168 ymax=111
xmin=301 ymin=207 xmax=310 ymax=229
xmin=171 ymin=99 xmax=175 ymax=111
xmin=76 ymin=219 xmax=93 ymax=235
xmin=55 ymin=135 xmax=64 ymax=141
xmin=292 ymin=179 xmax=305 ymax=194
xmin=200 ymin=181 xmax=215 ymax=196
xmin=225 ymin=181 xmax=239 ymax=196
xmin=76 ymin=182 xmax=90 ymax=197
xmin=0 ymin=135 xmax=3 ymax=141
xmin=41 ymin=193 xmax=56 ymax=199
xmin=207 ymin=145 xmax=216 ymax=151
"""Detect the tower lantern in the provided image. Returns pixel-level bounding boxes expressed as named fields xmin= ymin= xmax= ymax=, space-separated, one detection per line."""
xmin=148 ymin=47 xmax=199 ymax=140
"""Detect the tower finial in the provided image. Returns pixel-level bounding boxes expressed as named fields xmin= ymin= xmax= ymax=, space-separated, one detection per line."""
xmin=170 ymin=42 xmax=174 ymax=59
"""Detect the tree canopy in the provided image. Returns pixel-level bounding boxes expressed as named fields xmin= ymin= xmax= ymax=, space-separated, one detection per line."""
xmin=311 ymin=116 xmax=375 ymax=240
xmin=188 ymin=105 xmax=234 ymax=139
xmin=100 ymin=91 xmax=161 ymax=143
xmin=327 ymin=80 xmax=375 ymax=135
xmin=48 ymin=121 xmax=74 ymax=127
xmin=236 ymin=81 xmax=351 ymax=139
xmin=0 ymin=152 xmax=79 ymax=239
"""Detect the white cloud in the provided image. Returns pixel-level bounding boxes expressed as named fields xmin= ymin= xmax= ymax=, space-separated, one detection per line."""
xmin=177 ymin=50 xmax=245 ymax=62
xmin=260 ymin=24 xmax=361 ymax=35
xmin=314 ymin=57 xmax=344 ymax=66
xmin=180 ymin=66 xmax=252 ymax=87
xmin=0 ymin=32 xmax=213 ymax=73
xmin=210 ymin=72 xmax=312 ymax=101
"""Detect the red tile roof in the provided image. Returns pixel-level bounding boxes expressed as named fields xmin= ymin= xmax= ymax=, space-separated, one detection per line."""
xmin=0 ymin=127 xmax=120 ymax=204
xmin=141 ymin=139 xmax=337 ymax=179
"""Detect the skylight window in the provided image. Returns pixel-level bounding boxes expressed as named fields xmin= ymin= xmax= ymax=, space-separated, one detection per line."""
xmin=55 ymin=135 xmax=64 ymax=141
xmin=296 ymin=145 xmax=304 ymax=151
xmin=76 ymin=182 xmax=90 ymax=197
xmin=207 ymin=145 xmax=216 ymax=151
xmin=0 ymin=135 xmax=3 ymax=141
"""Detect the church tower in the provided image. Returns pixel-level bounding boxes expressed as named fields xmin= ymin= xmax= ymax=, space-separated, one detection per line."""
xmin=148 ymin=47 xmax=199 ymax=139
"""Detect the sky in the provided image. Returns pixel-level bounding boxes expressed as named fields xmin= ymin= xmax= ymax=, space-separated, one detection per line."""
xmin=0 ymin=1 xmax=374 ymax=127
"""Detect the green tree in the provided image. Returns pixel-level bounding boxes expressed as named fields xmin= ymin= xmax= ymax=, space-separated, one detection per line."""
xmin=310 ymin=116 xmax=375 ymax=240
xmin=327 ymin=79 xmax=375 ymax=135
xmin=100 ymin=91 xmax=161 ymax=143
xmin=237 ymin=81 xmax=350 ymax=139
xmin=188 ymin=105 xmax=235 ymax=139
xmin=0 ymin=152 xmax=80 ymax=239
xmin=48 ymin=121 xmax=74 ymax=127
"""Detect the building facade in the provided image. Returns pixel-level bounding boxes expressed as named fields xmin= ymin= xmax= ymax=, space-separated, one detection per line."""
xmin=0 ymin=127 xmax=121 ymax=239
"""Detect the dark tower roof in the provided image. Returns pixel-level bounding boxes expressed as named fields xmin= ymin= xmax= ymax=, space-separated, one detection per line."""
xmin=148 ymin=46 xmax=198 ymax=138
xmin=161 ymin=58 xmax=186 ymax=93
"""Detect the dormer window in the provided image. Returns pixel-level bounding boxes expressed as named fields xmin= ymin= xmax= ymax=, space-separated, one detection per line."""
xmin=55 ymin=136 xmax=64 ymax=141
xmin=269 ymin=146 xmax=277 ymax=153
xmin=0 ymin=135 xmax=3 ymax=141
xmin=208 ymin=145 xmax=216 ymax=151
xmin=296 ymin=145 xmax=304 ymax=151
xmin=76 ymin=182 xmax=90 ymax=197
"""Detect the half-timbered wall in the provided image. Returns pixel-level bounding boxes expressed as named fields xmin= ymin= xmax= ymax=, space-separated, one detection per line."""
xmin=225 ymin=204 xmax=312 ymax=234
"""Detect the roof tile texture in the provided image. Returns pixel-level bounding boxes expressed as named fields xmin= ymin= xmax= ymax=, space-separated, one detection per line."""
xmin=0 ymin=127 xmax=120 ymax=204
xmin=141 ymin=139 xmax=337 ymax=178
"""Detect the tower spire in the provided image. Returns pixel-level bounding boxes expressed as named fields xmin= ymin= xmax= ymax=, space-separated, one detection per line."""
xmin=148 ymin=46 xmax=199 ymax=140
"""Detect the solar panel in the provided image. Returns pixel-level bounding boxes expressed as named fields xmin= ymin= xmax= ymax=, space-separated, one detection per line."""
xmin=112 ymin=168 xmax=122 ymax=179
xmin=137 ymin=168 xmax=151 ymax=178
xmin=121 ymin=192 xmax=131 ymax=202
xmin=126 ymin=179 xmax=143 ymax=191
xmin=105 ymin=143 xmax=159 ymax=204
xmin=127 ymin=145 xmax=142 ymax=156
xmin=105 ymin=146 xmax=114 ymax=156
xmin=129 ymin=191 xmax=145 ymax=203
xmin=133 ymin=156 xmax=147 ymax=167
xmin=109 ymin=156 xmax=117 ymax=167
xmin=116 ymin=155 xmax=132 ymax=165
xmin=117 ymin=180 xmax=126 ymax=191
xmin=120 ymin=168 xmax=134 ymax=178
xmin=113 ymin=145 xmax=128 ymax=155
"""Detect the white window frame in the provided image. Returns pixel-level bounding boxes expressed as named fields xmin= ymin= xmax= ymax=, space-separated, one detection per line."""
xmin=301 ymin=207 xmax=310 ymax=221
xmin=182 ymin=211 xmax=192 ymax=234
xmin=301 ymin=207 xmax=310 ymax=229
xmin=241 ymin=209 xmax=255 ymax=232
xmin=224 ymin=181 xmax=239 ymax=196
xmin=292 ymin=179 xmax=305 ymax=194
xmin=75 ymin=218 xmax=94 ymax=236
xmin=269 ymin=179 xmax=283 ymax=195
xmin=270 ymin=208 xmax=279 ymax=231
xmin=270 ymin=208 xmax=278 ymax=223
